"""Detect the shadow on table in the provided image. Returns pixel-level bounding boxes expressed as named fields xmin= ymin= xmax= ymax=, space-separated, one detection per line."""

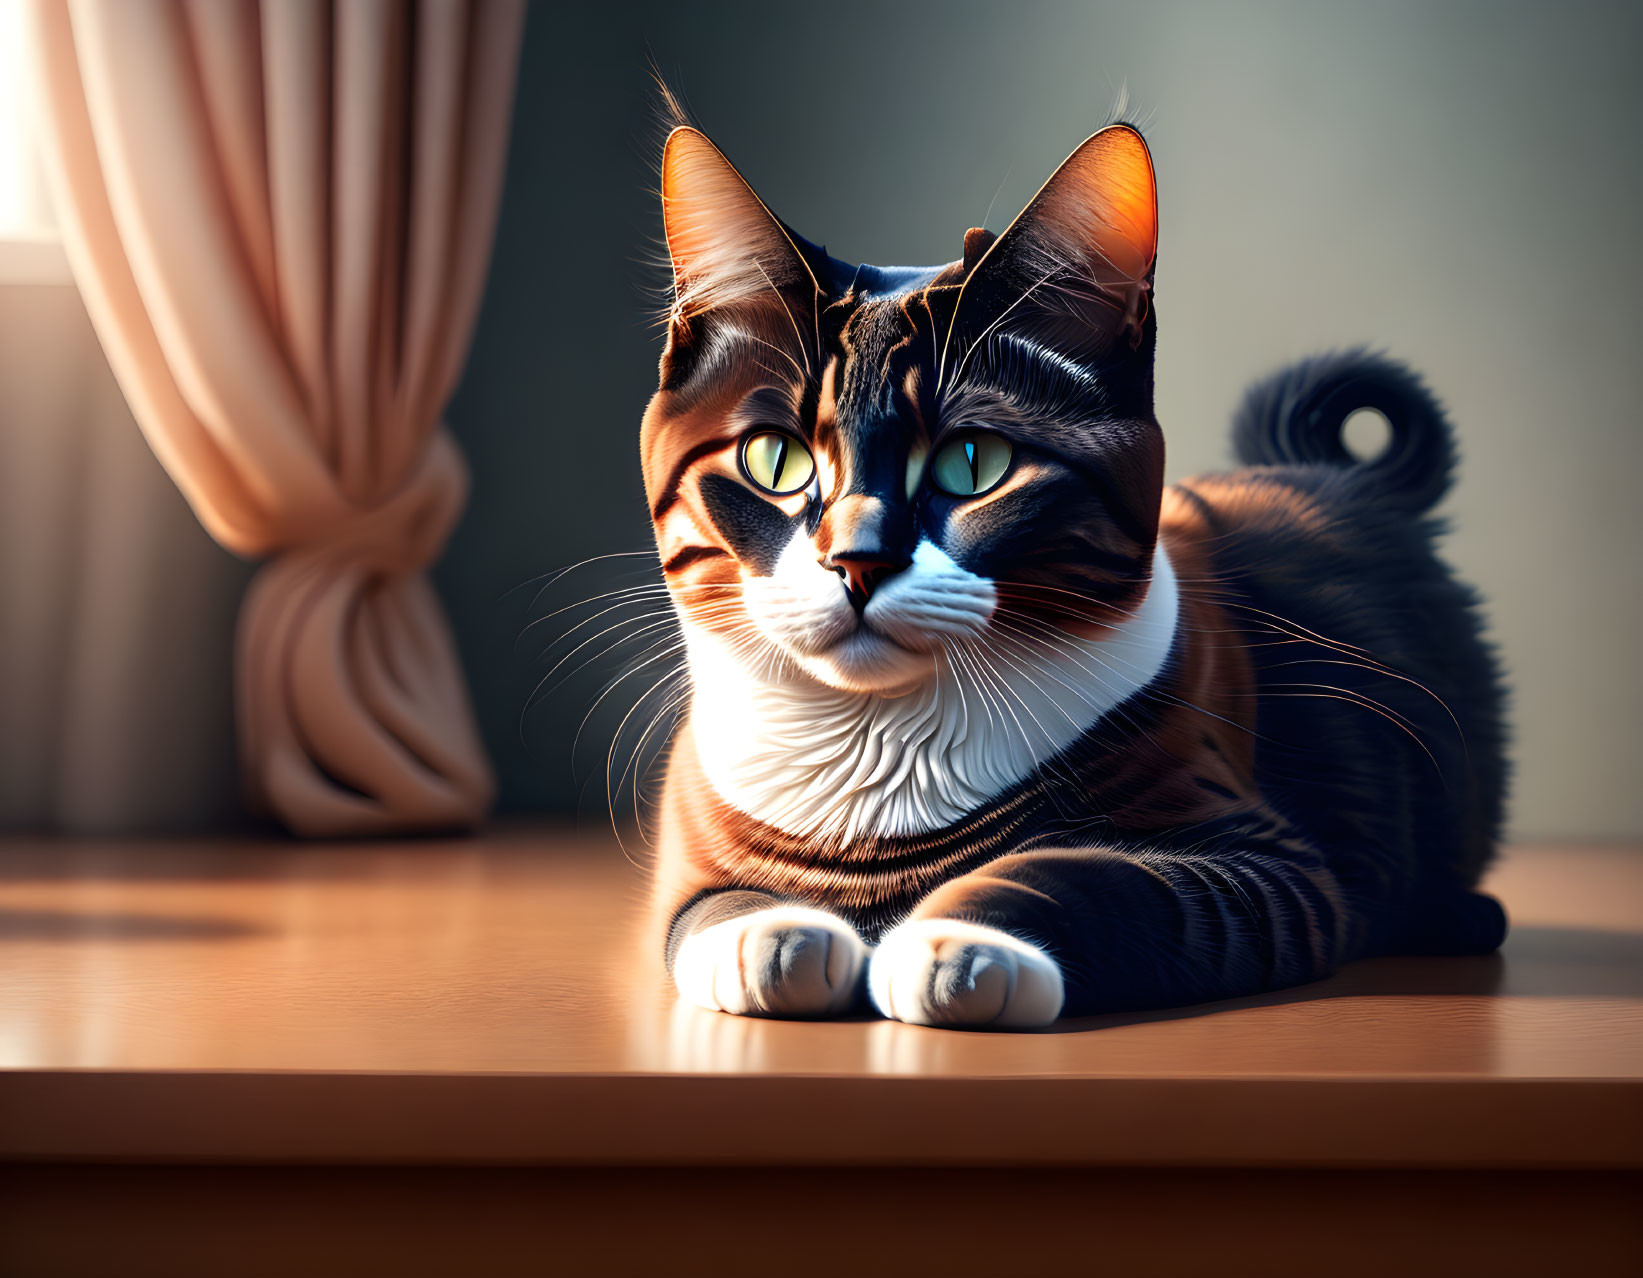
xmin=0 ymin=908 xmax=264 ymax=941
xmin=1050 ymin=923 xmax=1643 ymax=1034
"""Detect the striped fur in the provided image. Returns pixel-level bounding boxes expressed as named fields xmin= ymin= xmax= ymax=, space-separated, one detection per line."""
xmin=638 ymin=121 xmax=1508 ymax=1026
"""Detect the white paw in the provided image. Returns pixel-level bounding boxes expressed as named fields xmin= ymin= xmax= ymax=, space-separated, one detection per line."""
xmin=673 ymin=907 xmax=868 ymax=1018
xmin=868 ymin=919 xmax=1064 ymax=1028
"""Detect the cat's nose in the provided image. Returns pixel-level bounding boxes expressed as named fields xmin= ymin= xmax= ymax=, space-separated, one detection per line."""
xmin=825 ymin=552 xmax=907 ymax=614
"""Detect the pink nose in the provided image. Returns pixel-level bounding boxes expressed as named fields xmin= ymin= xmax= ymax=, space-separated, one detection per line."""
xmin=825 ymin=555 xmax=902 ymax=612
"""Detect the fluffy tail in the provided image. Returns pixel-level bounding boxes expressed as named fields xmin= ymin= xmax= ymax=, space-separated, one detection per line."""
xmin=1231 ymin=350 xmax=1458 ymax=515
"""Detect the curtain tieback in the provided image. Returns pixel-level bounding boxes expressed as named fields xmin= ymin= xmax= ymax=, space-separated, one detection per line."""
xmin=236 ymin=427 xmax=491 ymax=836
xmin=280 ymin=430 xmax=469 ymax=578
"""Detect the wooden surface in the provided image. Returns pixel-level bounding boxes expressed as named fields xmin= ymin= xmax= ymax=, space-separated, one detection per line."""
xmin=0 ymin=827 xmax=1640 ymax=1168
xmin=4 ymin=1166 xmax=1639 ymax=1278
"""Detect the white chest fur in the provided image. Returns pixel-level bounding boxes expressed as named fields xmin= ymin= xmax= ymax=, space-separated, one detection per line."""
xmin=685 ymin=543 xmax=1180 ymax=843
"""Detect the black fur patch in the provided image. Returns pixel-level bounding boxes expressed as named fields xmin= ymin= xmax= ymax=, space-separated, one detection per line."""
xmin=698 ymin=472 xmax=802 ymax=576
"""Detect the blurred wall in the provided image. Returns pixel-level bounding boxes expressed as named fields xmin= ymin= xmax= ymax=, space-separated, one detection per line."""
xmin=439 ymin=0 xmax=1643 ymax=841
xmin=0 ymin=277 xmax=249 ymax=832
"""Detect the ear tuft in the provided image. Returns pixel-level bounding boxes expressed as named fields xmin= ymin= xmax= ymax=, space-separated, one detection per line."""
xmin=652 ymin=69 xmax=691 ymax=134
xmin=660 ymin=128 xmax=815 ymax=325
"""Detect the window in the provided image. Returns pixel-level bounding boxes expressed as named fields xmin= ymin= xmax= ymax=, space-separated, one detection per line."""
xmin=0 ymin=0 xmax=66 ymax=282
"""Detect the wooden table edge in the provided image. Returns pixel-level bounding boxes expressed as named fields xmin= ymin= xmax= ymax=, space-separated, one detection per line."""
xmin=3 ymin=1069 xmax=1638 ymax=1169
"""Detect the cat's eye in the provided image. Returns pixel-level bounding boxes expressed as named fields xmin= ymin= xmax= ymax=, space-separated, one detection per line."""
xmin=930 ymin=431 xmax=1012 ymax=498
xmin=740 ymin=430 xmax=815 ymax=495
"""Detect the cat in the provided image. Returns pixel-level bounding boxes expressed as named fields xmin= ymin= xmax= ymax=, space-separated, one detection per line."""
xmin=637 ymin=116 xmax=1508 ymax=1028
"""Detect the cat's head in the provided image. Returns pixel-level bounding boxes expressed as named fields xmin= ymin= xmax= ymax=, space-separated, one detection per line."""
xmin=640 ymin=123 xmax=1163 ymax=695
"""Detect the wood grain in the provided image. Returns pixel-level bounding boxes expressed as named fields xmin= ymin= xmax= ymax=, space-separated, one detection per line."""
xmin=0 ymin=828 xmax=1638 ymax=1167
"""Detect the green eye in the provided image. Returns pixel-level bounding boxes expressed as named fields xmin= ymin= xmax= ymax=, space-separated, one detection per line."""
xmin=740 ymin=430 xmax=815 ymax=495
xmin=931 ymin=431 xmax=1012 ymax=497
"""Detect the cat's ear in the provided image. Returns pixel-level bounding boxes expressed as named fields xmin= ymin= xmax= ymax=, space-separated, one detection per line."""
xmin=948 ymin=125 xmax=1157 ymax=369
xmin=660 ymin=127 xmax=818 ymax=327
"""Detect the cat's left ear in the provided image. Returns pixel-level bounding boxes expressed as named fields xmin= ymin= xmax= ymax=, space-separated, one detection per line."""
xmin=660 ymin=127 xmax=819 ymax=329
xmin=947 ymin=125 xmax=1158 ymax=369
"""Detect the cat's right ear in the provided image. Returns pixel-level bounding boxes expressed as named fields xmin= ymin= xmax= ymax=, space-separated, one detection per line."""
xmin=946 ymin=125 xmax=1158 ymax=372
xmin=660 ymin=127 xmax=818 ymax=330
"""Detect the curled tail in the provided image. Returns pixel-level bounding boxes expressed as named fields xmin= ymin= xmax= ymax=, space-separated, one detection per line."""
xmin=1231 ymin=350 xmax=1458 ymax=515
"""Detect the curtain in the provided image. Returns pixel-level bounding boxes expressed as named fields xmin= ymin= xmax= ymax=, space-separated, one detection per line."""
xmin=25 ymin=0 xmax=524 ymax=835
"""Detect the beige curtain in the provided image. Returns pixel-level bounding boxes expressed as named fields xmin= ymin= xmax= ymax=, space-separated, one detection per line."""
xmin=25 ymin=0 xmax=524 ymax=835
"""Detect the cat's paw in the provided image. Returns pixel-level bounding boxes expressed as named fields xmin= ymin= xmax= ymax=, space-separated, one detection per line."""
xmin=868 ymin=919 xmax=1064 ymax=1028
xmin=673 ymin=906 xmax=868 ymax=1019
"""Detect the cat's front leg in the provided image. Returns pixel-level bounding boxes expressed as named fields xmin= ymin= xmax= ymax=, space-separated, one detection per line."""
xmin=871 ymin=842 xmax=1350 ymax=1028
xmin=669 ymin=890 xmax=870 ymax=1019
